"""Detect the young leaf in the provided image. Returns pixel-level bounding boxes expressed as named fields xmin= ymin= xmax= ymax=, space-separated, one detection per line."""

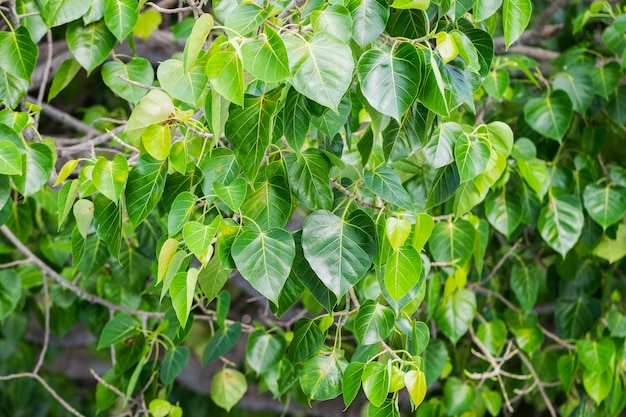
xmin=576 ymin=338 xmax=615 ymax=371
xmin=503 ymin=0 xmax=532 ymax=49
xmin=124 ymin=89 xmax=175 ymax=147
xmin=241 ymin=26 xmax=290 ymax=83
xmin=183 ymin=13 xmax=214 ymax=70
xmin=102 ymin=58 xmax=154 ymax=104
xmin=211 ymin=369 xmax=247 ymax=412
xmin=206 ymin=47 xmax=244 ymax=106
xmin=245 ymin=331 xmax=286 ymax=374
xmin=92 ymin=154 xmax=128 ymax=204
xmin=213 ymin=177 xmax=246 ymax=212
xmin=183 ymin=217 xmax=220 ymax=260
xmin=104 ymin=0 xmax=139 ymax=42
xmin=404 ymin=370 xmax=427 ymax=408
xmin=169 ymin=268 xmax=198 ymax=328
xmin=362 ymin=362 xmax=390 ymax=407
xmin=384 ymin=247 xmax=423 ymax=302
xmin=385 ymin=218 xmax=411 ymax=251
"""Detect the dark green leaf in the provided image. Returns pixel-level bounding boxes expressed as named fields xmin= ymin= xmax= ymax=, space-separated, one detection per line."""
xmin=354 ymin=300 xmax=395 ymax=345
xmin=287 ymin=318 xmax=325 ymax=362
xmin=538 ymin=195 xmax=584 ymax=257
xmin=523 ymin=90 xmax=573 ymax=142
xmin=160 ymin=347 xmax=189 ymax=385
xmin=434 ymin=288 xmax=476 ymax=343
xmin=202 ymin=323 xmax=241 ymax=365
xmin=125 ymin=154 xmax=167 ymax=228
xmin=104 ymin=0 xmax=139 ymax=41
xmin=510 ymin=260 xmax=539 ymax=312
xmin=98 ymin=313 xmax=137 ymax=349
xmin=66 ymin=20 xmax=116 ymax=73
xmin=285 ymin=149 xmax=333 ymax=211
xmin=364 ymin=166 xmax=414 ymax=211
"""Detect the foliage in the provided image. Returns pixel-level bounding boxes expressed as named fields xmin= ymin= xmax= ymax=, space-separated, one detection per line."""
xmin=1 ymin=0 xmax=626 ymax=416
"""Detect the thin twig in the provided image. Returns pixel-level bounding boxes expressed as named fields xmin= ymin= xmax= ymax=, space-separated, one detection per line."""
xmin=26 ymin=95 xmax=100 ymax=136
xmin=146 ymin=2 xmax=194 ymax=13
xmin=517 ymin=350 xmax=558 ymax=417
xmin=116 ymin=74 xmax=160 ymax=91
xmin=32 ymin=272 xmax=50 ymax=374
xmin=330 ymin=179 xmax=383 ymax=211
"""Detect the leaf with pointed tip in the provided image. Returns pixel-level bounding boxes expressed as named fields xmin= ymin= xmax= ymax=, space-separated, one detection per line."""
xmin=523 ymin=90 xmax=573 ymax=142
xmin=454 ymin=136 xmax=491 ymax=183
xmin=183 ymin=217 xmax=220 ymax=260
xmin=404 ymin=370 xmax=427 ymax=409
xmin=183 ymin=13 xmax=214 ymax=70
xmin=357 ymin=43 xmax=422 ymax=121
xmin=434 ymin=288 xmax=476 ymax=343
xmin=282 ymin=33 xmax=353 ymax=112
xmin=302 ymin=209 xmax=376 ymax=298
xmin=213 ymin=178 xmax=246 ymax=212
xmin=348 ymin=0 xmax=389 ymax=47
xmin=125 ymin=154 xmax=168 ymax=228
xmin=362 ymin=362 xmax=390 ymax=407
xmin=0 ymin=141 xmax=22 ymax=175
xmin=206 ymin=47 xmax=244 ymax=106
xmin=199 ymin=149 xmax=240 ymax=201
xmin=13 ymin=143 xmax=54 ymax=197
xmin=485 ymin=188 xmax=523 ymax=238
xmin=44 ymin=0 xmax=92 ymax=27
xmin=49 ymin=58 xmax=81 ymax=101
xmin=538 ymin=195 xmax=584 ymax=257
xmin=288 ymin=318 xmax=325 ymax=363
xmin=104 ymin=0 xmax=139 ymax=41
xmin=231 ymin=228 xmax=295 ymax=303
xmin=170 ymin=268 xmax=198 ymax=328
xmin=0 ymin=69 xmax=29 ymax=109
xmin=583 ymin=184 xmax=626 ymax=230
xmin=240 ymin=176 xmax=292 ymax=230
xmin=423 ymin=122 xmax=463 ymax=168
xmin=510 ymin=260 xmax=539 ymax=312
xmin=203 ymin=323 xmax=241 ymax=365
xmin=246 ymin=331 xmax=286 ymax=374
xmin=168 ymin=192 xmax=196 ymax=236
xmin=343 ymin=362 xmax=364 ymax=408
xmin=66 ymin=20 xmax=116 ymax=73
xmin=102 ymin=58 xmax=154 ymax=104
xmin=384 ymin=247 xmax=423 ymax=302
xmin=93 ymin=194 xmax=122 ymax=258
xmin=354 ymin=300 xmax=395 ymax=345
xmin=428 ymin=219 xmax=476 ymax=266
xmin=0 ymin=26 xmax=38 ymax=81
xmin=211 ymin=369 xmax=247 ymax=412
xmin=553 ymin=69 xmax=593 ymax=114
xmin=158 ymin=59 xmax=207 ymax=107
xmin=92 ymin=154 xmax=128 ymax=204
xmin=160 ymin=347 xmax=189 ymax=385
xmin=125 ymin=89 xmax=175 ymax=147
xmin=98 ymin=313 xmax=137 ymax=349
xmin=311 ymin=5 xmax=353 ymax=42
xmin=300 ymin=349 xmax=348 ymax=401
xmin=503 ymin=0 xmax=532 ymax=49
xmin=284 ymin=149 xmax=333 ymax=211
xmin=364 ymin=166 xmax=414 ymax=211
xmin=241 ymin=26 xmax=290 ymax=83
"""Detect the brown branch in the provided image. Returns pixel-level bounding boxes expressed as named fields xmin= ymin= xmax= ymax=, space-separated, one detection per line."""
xmin=26 ymin=95 xmax=101 ymax=136
xmin=330 ymin=179 xmax=384 ymax=211
xmin=517 ymin=350 xmax=558 ymax=417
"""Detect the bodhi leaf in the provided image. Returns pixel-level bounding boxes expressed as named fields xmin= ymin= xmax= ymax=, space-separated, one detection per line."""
xmin=92 ymin=154 xmax=128 ymax=204
xmin=168 ymin=192 xmax=196 ymax=236
xmin=348 ymin=0 xmax=389 ymax=47
xmin=363 ymin=166 xmax=414 ymax=211
xmin=231 ymin=228 xmax=295 ymax=303
xmin=385 ymin=218 xmax=411 ymax=251
xmin=288 ymin=318 xmax=325 ymax=363
xmin=104 ymin=0 xmax=139 ymax=42
xmin=384 ymin=247 xmax=423 ymax=302
xmin=357 ymin=43 xmax=423 ymax=121
xmin=583 ymin=184 xmax=626 ymax=230
xmin=300 ymin=349 xmax=348 ymax=401
xmin=510 ymin=260 xmax=539 ymax=312
xmin=454 ymin=136 xmax=491 ymax=183
xmin=202 ymin=322 xmax=241 ymax=365
xmin=354 ymin=300 xmax=395 ymax=345
xmin=311 ymin=5 xmax=353 ymax=42
xmin=170 ymin=268 xmax=198 ymax=328
xmin=362 ymin=362 xmax=390 ymax=407
xmin=302 ymin=209 xmax=376 ymax=298
xmin=538 ymin=195 xmax=584 ymax=257
xmin=125 ymin=89 xmax=175 ymax=147
xmin=183 ymin=13 xmax=214 ymax=70
xmin=284 ymin=149 xmax=333 ymax=211
xmin=0 ymin=26 xmax=38 ymax=81
xmin=246 ymin=331 xmax=286 ymax=375
xmin=503 ymin=0 xmax=532 ymax=49
xmin=0 ymin=141 xmax=22 ymax=175
xmin=97 ymin=313 xmax=137 ymax=349
xmin=404 ymin=370 xmax=427 ymax=409
xmin=213 ymin=178 xmax=246 ymax=212
xmin=434 ymin=288 xmax=476 ymax=343
xmin=125 ymin=154 xmax=168 ymax=228
xmin=66 ymin=20 xmax=116 ymax=73
xmin=183 ymin=218 xmax=220 ymax=260
xmin=211 ymin=369 xmax=247 ymax=412
xmin=282 ymin=33 xmax=354 ymax=112
xmin=102 ymin=58 xmax=154 ymax=104
xmin=428 ymin=219 xmax=476 ymax=267
xmin=241 ymin=26 xmax=290 ymax=83
xmin=523 ymin=90 xmax=573 ymax=142
xmin=206 ymin=46 xmax=245 ymax=106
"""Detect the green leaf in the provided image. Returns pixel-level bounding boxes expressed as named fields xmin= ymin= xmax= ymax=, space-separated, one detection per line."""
xmin=240 ymin=176 xmax=292 ymax=230
xmin=576 ymin=338 xmax=615 ymax=371
xmin=555 ymin=296 xmax=601 ymax=339
xmin=0 ymin=141 xmax=22 ymax=175
xmin=0 ymin=26 xmax=38 ymax=81
xmin=66 ymin=20 xmax=117 ymax=73
xmin=367 ymin=400 xmax=400 ymax=417
xmin=404 ymin=370 xmax=427 ymax=409
xmin=92 ymin=154 xmax=128 ymax=204
xmin=183 ymin=217 xmax=220 ymax=261
xmin=485 ymin=188 xmax=523 ymax=238
xmin=523 ymin=90 xmax=573 ymax=142
xmin=592 ymin=62 xmax=621 ymax=100
xmin=199 ymin=148 xmax=239 ymax=202
xmin=476 ymin=319 xmax=507 ymax=355
xmin=225 ymin=88 xmax=282 ymax=182
xmin=348 ymin=0 xmax=389 ymax=47
xmin=300 ymin=349 xmax=348 ymax=401
xmin=428 ymin=219 xmax=476 ymax=266
xmin=363 ymin=166 xmax=414 ymax=211
xmin=503 ymin=0 xmax=532 ymax=49
xmin=357 ymin=43 xmax=422 ymax=121
xmin=213 ymin=177 xmax=246 ymax=212
xmin=557 ymin=355 xmax=576 ymax=391
xmin=434 ymin=288 xmax=476 ymax=343
xmin=97 ymin=313 xmax=137 ymax=349
xmin=444 ymin=377 xmax=475 ymax=415
xmin=553 ymin=69 xmax=594 ymax=114
xmin=57 ymin=180 xmax=79 ymax=227
xmin=124 ymin=89 xmax=175 ymax=147
xmin=593 ymin=223 xmax=626 ymax=263
xmin=43 ymin=0 xmax=92 ymax=27
xmin=474 ymin=0 xmax=502 ymax=21
xmin=170 ymin=268 xmax=198 ymax=328
xmin=48 ymin=58 xmax=81 ymax=101
xmin=454 ymin=136 xmax=491 ymax=183
xmin=125 ymin=154 xmax=167 ymax=228
xmin=583 ymin=184 xmax=626 ymax=230
xmin=241 ymin=26 xmax=290 ymax=83
xmin=538 ymin=195 xmax=584 ymax=257
xmin=354 ymin=300 xmax=395 ymax=345
xmin=423 ymin=122 xmax=463 ymax=168
xmin=287 ymin=318 xmax=325 ymax=362
xmin=142 ymin=124 xmax=171 ymax=161
xmin=510 ymin=260 xmax=539 ymax=312
xmin=13 ymin=143 xmax=54 ymax=197
xmin=224 ymin=3 xmax=268 ymax=36
xmin=202 ymin=322 xmax=241 ymax=365
xmin=73 ymin=199 xmax=94 ymax=239
xmin=246 ymin=331 xmax=286 ymax=374
xmin=102 ymin=58 xmax=154 ymax=104
xmin=206 ymin=47 xmax=244 ymax=106
xmin=362 ymin=362 xmax=390 ymax=407
xmin=93 ymin=194 xmax=122 ymax=259
xmin=385 ymin=218 xmax=411 ymax=251
xmin=149 ymin=399 xmax=171 ymax=417
xmin=0 ymin=270 xmax=21 ymax=321
xmin=231 ymin=228 xmax=295 ymax=304
xmin=0 ymin=69 xmax=29 ymax=108
xmin=168 ymin=192 xmax=196 ymax=236
xmin=412 ymin=213 xmax=434 ymax=252
xmin=157 ymin=59 xmax=207 ymax=107
xmin=211 ymin=369 xmax=247 ymax=412
xmin=583 ymin=368 xmax=613 ymax=404
xmin=311 ymin=5 xmax=353 ymax=42
xmin=482 ymin=70 xmax=509 ymax=100
xmin=104 ymin=0 xmax=139 ymax=41
xmin=343 ymin=362 xmax=364 ymax=408
xmin=384 ymin=247 xmax=423 ymax=302
xmin=183 ymin=13 xmax=214 ymax=70
xmin=198 ymin=256 xmax=230 ymax=301
xmin=281 ymin=90 xmax=310 ymax=153
xmin=157 ymin=238 xmax=179 ymax=284
xmin=160 ymin=347 xmax=189 ymax=385
xmin=302 ymin=209 xmax=376 ymax=298
xmin=285 ymin=149 xmax=333 ymax=211
xmin=283 ymin=33 xmax=354 ymax=112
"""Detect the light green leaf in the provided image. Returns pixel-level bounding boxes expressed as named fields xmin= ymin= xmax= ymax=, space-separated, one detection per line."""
xmin=183 ymin=13 xmax=214 ymax=70
xmin=510 ymin=260 xmax=539 ymax=312
xmin=357 ymin=43 xmax=422 ymax=121
xmin=367 ymin=400 xmax=401 ymax=417
xmin=523 ymin=90 xmax=573 ymax=142
xmin=199 ymin=148 xmax=239 ymax=202
xmin=213 ymin=177 xmax=246 ymax=212
xmin=168 ymin=192 xmax=196 ymax=236
xmin=455 ymin=136 xmax=491 ymax=183
xmin=0 ymin=141 xmax=22 ymax=175
xmin=142 ymin=124 xmax=171 ymax=160
xmin=300 ymin=349 xmax=348 ymax=401
xmin=391 ymin=0 xmax=429 ymax=9
xmin=97 ymin=313 xmax=137 ymax=349
xmin=57 ymin=180 xmax=80 ymax=227
xmin=0 ymin=26 xmax=38 ymax=81
xmin=246 ymin=331 xmax=286 ymax=374
xmin=224 ymin=88 xmax=282 ymax=182
xmin=48 ymin=58 xmax=81 ymax=101
xmin=443 ymin=377 xmax=475 ymax=415
xmin=211 ymin=369 xmax=247 ymax=412
xmin=43 ymin=0 xmax=92 ymax=27
xmin=476 ymin=319 xmax=507 ymax=355
xmin=592 ymin=222 xmax=626 ymax=263
xmin=92 ymin=154 xmax=128 ymax=203
xmin=198 ymin=256 xmax=230 ymax=300
xmin=206 ymin=46 xmax=244 ymax=106
xmin=231 ymin=228 xmax=295 ymax=303
xmin=385 ymin=218 xmax=411 ymax=251
xmin=362 ymin=362 xmax=390 ymax=407
xmin=66 ymin=20 xmax=117 ymax=73
xmin=474 ymin=0 xmax=502 ymax=21
xmin=124 ymin=89 xmax=175 ymax=147
xmin=553 ymin=68 xmax=594 ymax=114
xmin=482 ymin=70 xmax=509 ymax=100
xmin=412 ymin=213 xmax=434 ymax=252
xmin=354 ymin=300 xmax=395 ymax=345
xmin=311 ymin=5 xmax=353 ymax=42
xmin=302 ymin=209 xmax=376 ymax=298
xmin=348 ymin=0 xmax=389 ymax=47
xmin=157 ymin=59 xmax=207 ymax=107
xmin=93 ymin=194 xmax=122 ymax=258
xmin=363 ymin=166 xmax=414 ymax=211
xmin=133 ymin=10 xmax=161 ymax=38
xmin=0 ymin=69 xmax=30 ymax=109
xmin=149 ymin=400 xmax=171 ymax=417
xmin=224 ymin=3 xmax=269 ymax=36
xmin=73 ymin=199 xmax=94 ymax=239
xmin=125 ymin=154 xmax=168 ymax=228
xmin=423 ymin=122 xmax=463 ymax=168
xmin=104 ymin=0 xmax=139 ymax=41
xmin=404 ymin=370 xmax=427 ymax=408
xmin=283 ymin=33 xmax=354 ymax=112
xmin=428 ymin=219 xmax=476 ymax=266
xmin=538 ymin=195 xmax=584 ymax=257
xmin=384 ymin=247 xmax=423 ymax=302
xmin=503 ymin=0 xmax=532 ymax=49
xmin=102 ymin=58 xmax=154 ymax=104
xmin=576 ymin=338 xmax=615 ymax=371
xmin=13 ymin=143 xmax=54 ymax=197
xmin=241 ymin=26 xmax=290 ymax=83
xmin=485 ymin=188 xmax=523 ymax=238
xmin=0 ymin=270 xmax=21 ymax=321
xmin=183 ymin=217 xmax=220 ymax=260
xmin=343 ymin=362 xmax=364 ymax=408
xmin=583 ymin=184 xmax=626 ymax=230
xmin=170 ymin=268 xmax=198 ymax=328
xmin=434 ymin=288 xmax=476 ymax=343
xmin=157 ymin=238 xmax=179 ymax=284
xmin=240 ymin=176 xmax=292 ymax=230
xmin=583 ymin=368 xmax=613 ymax=404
